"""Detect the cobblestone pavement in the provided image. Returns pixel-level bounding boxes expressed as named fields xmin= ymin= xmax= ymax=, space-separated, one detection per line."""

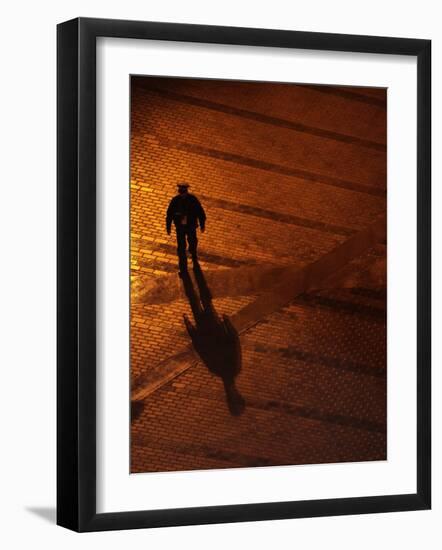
xmin=130 ymin=76 xmax=387 ymax=473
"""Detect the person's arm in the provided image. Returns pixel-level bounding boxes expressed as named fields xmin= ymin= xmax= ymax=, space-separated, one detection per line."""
xmin=166 ymin=199 xmax=174 ymax=234
xmin=195 ymin=197 xmax=206 ymax=231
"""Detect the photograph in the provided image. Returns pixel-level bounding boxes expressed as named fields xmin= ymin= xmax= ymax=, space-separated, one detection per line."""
xmin=129 ymin=75 xmax=387 ymax=474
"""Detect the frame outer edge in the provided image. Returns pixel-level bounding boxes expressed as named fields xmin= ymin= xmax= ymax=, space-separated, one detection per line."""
xmin=79 ymin=16 xmax=428 ymax=55
xmin=416 ymin=40 xmax=431 ymax=509
xmin=56 ymin=17 xmax=432 ymax=532
xmin=77 ymin=17 xmax=99 ymax=531
xmin=57 ymin=18 xmax=80 ymax=531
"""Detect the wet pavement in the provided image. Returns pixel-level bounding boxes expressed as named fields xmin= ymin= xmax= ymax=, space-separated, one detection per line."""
xmin=130 ymin=77 xmax=387 ymax=473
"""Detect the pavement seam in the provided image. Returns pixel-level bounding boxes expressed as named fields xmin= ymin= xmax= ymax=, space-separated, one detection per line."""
xmin=159 ymin=137 xmax=386 ymax=198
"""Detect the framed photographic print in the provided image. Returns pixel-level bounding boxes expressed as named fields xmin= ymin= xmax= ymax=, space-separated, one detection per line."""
xmin=57 ymin=17 xmax=431 ymax=531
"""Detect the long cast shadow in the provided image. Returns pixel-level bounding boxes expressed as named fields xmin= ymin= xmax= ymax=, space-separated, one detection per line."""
xmin=180 ymin=263 xmax=245 ymax=416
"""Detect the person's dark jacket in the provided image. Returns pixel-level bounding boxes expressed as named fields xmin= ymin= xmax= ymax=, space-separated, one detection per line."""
xmin=166 ymin=194 xmax=206 ymax=233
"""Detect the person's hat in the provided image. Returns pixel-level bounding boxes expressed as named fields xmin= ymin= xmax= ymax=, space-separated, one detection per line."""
xmin=177 ymin=182 xmax=190 ymax=189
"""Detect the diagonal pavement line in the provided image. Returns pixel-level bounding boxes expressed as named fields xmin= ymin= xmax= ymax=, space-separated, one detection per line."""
xmin=132 ymin=255 xmax=386 ymax=307
xmin=161 ymin=137 xmax=386 ymax=198
xmin=132 ymin=263 xmax=301 ymax=306
xmin=131 ymin=214 xmax=386 ymax=402
xmin=131 ymin=349 xmax=198 ymax=401
xmin=231 ymin=214 xmax=386 ymax=332
xmin=138 ymin=85 xmax=386 ymax=152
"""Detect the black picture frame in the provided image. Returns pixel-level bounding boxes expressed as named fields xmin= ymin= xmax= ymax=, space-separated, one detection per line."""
xmin=57 ymin=17 xmax=431 ymax=532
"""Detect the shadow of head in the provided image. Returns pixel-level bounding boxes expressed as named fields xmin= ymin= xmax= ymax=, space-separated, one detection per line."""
xmin=224 ymin=381 xmax=246 ymax=416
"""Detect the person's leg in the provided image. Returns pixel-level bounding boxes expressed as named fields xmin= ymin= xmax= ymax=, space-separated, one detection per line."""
xmin=187 ymin=227 xmax=198 ymax=261
xmin=176 ymin=227 xmax=188 ymax=271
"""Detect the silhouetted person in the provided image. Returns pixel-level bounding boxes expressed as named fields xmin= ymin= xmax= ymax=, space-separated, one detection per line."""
xmin=166 ymin=182 xmax=206 ymax=273
xmin=180 ymin=263 xmax=245 ymax=416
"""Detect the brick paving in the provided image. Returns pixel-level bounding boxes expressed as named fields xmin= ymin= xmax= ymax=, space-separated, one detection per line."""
xmin=130 ymin=76 xmax=387 ymax=473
